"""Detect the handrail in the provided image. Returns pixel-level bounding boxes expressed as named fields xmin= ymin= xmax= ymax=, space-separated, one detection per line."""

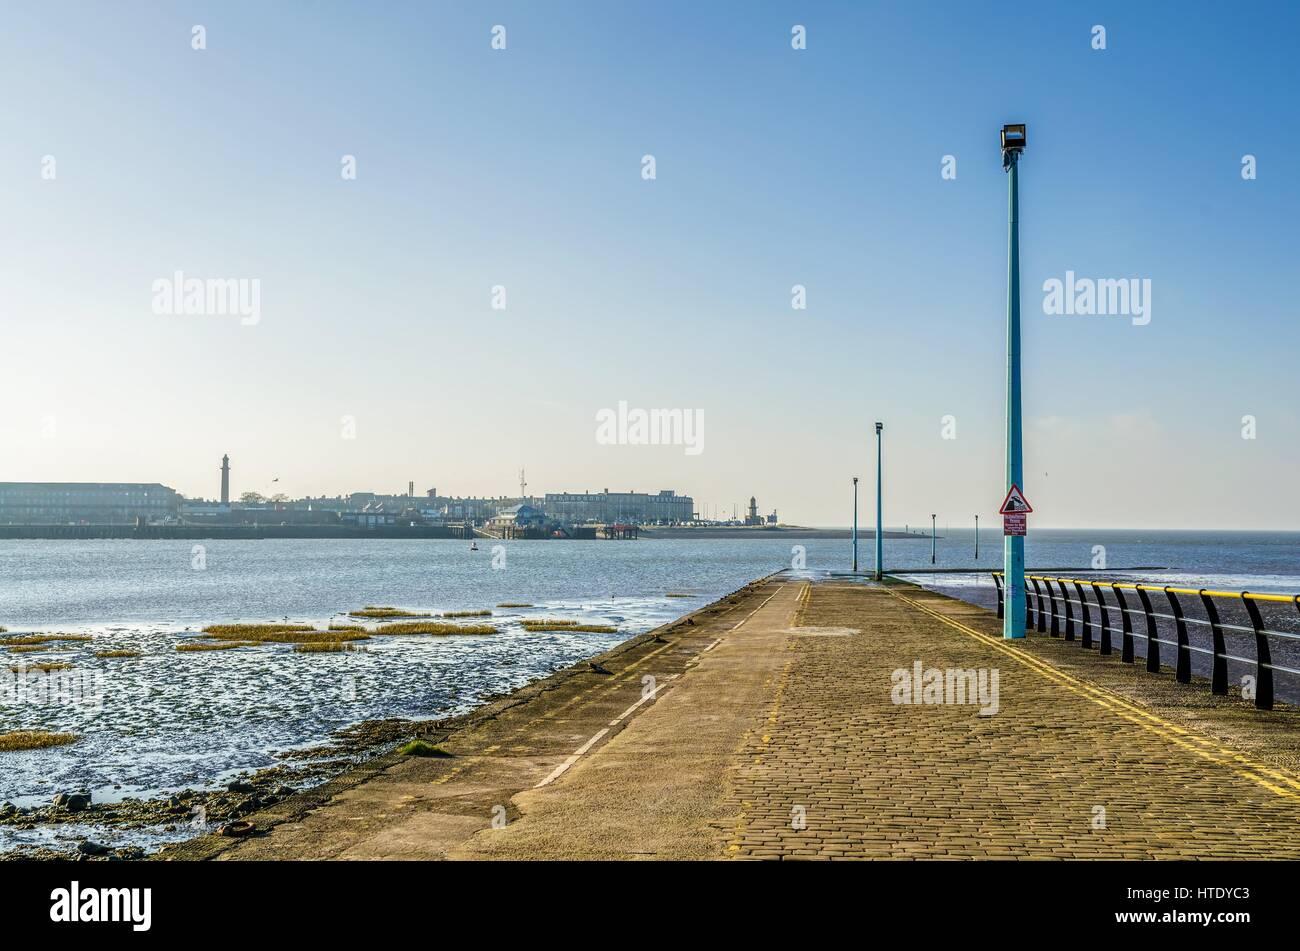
xmin=987 ymin=571 xmax=1298 ymax=712
xmin=1019 ymin=574 xmax=1298 ymax=604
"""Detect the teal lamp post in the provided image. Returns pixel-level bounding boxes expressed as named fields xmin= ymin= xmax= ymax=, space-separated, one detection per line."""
xmin=874 ymin=422 xmax=883 ymax=581
xmin=851 ymin=477 xmax=859 ymax=572
xmin=1001 ymin=123 xmax=1027 ymax=639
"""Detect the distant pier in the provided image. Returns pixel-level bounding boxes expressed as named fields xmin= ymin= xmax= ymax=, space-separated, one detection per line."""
xmin=0 ymin=523 xmax=467 ymax=541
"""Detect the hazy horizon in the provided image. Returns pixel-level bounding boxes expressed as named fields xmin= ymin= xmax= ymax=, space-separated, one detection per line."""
xmin=4 ymin=2 xmax=1297 ymax=530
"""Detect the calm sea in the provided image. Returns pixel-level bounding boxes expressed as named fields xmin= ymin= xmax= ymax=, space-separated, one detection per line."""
xmin=1 ymin=531 xmax=1296 ymax=851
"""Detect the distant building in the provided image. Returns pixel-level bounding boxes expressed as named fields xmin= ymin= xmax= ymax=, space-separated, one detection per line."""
xmin=0 ymin=482 xmax=180 ymax=525
xmin=745 ymin=496 xmax=762 ymax=526
xmin=543 ymin=489 xmax=693 ymax=525
xmin=488 ymin=504 xmax=547 ymax=530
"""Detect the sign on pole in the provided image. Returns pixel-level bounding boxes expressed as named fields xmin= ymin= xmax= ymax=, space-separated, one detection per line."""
xmin=998 ymin=484 xmax=1032 ymax=515
xmin=999 ymin=484 xmax=1031 ymax=536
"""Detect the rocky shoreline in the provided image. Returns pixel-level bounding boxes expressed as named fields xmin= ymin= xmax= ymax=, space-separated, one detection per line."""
xmin=0 ymin=717 xmax=422 ymax=861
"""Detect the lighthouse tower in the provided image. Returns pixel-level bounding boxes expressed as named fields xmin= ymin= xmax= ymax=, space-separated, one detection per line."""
xmin=220 ymin=454 xmax=231 ymax=509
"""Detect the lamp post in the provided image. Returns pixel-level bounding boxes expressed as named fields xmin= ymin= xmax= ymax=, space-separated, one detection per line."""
xmin=974 ymin=514 xmax=979 ymax=560
xmin=930 ymin=513 xmax=937 ymax=565
xmin=1002 ymin=122 xmax=1027 ymax=639
xmin=851 ymin=477 xmax=859 ymax=572
xmin=874 ymin=422 xmax=883 ymax=581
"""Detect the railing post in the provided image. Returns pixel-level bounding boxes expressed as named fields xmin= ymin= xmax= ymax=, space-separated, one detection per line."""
xmin=1136 ymin=586 xmax=1160 ymax=673
xmin=1030 ymin=577 xmax=1046 ymax=632
xmin=1164 ymin=587 xmax=1191 ymax=684
xmin=1073 ymin=580 xmax=1092 ymax=649
xmin=1093 ymin=583 xmax=1111 ymax=656
xmin=1241 ymin=594 xmax=1274 ymax=711
xmin=1198 ymin=589 xmax=1228 ymax=696
xmin=993 ymin=572 xmax=1004 ymax=619
xmin=1113 ymin=584 xmax=1134 ymax=663
xmin=1058 ymin=579 xmax=1075 ymax=641
xmin=1026 ymin=575 xmax=1036 ymax=631
xmin=1047 ymin=577 xmax=1059 ymax=637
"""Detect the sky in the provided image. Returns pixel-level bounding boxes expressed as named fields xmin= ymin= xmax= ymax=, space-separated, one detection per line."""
xmin=1 ymin=1 xmax=1297 ymax=529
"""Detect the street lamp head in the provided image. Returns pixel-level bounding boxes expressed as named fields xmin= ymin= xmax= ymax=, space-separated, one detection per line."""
xmin=1001 ymin=123 xmax=1026 ymax=169
xmin=875 ymin=421 xmax=883 ymax=434
xmin=853 ymin=476 xmax=858 ymax=485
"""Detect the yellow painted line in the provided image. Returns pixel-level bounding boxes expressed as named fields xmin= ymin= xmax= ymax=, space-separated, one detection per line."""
xmin=793 ymin=582 xmax=812 ymax=626
xmin=890 ymin=589 xmax=1300 ymax=802
xmin=726 ymin=643 xmax=796 ymax=855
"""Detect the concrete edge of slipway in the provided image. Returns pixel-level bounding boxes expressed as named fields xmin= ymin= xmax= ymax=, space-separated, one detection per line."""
xmin=158 ymin=569 xmax=789 ymax=861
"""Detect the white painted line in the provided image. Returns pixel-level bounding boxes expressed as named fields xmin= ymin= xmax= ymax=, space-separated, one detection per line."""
xmin=609 ymin=674 xmax=678 ymax=726
xmin=535 ymin=728 xmax=609 ymax=789
xmin=730 ymin=584 xmax=785 ymax=632
xmin=533 ymin=584 xmax=786 ymax=793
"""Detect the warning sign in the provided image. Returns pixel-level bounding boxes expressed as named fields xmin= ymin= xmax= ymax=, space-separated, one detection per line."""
xmin=1003 ymin=513 xmax=1026 ymax=536
xmin=998 ymin=484 xmax=1033 ymax=515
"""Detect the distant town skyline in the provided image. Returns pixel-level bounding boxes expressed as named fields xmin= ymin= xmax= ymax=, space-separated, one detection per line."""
xmin=3 ymin=3 xmax=1297 ymax=530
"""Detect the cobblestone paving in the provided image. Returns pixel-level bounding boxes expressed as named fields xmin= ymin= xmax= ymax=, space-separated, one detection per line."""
xmin=722 ymin=581 xmax=1300 ymax=859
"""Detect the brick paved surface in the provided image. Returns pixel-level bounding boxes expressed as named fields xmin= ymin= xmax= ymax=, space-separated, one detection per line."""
xmin=722 ymin=580 xmax=1300 ymax=859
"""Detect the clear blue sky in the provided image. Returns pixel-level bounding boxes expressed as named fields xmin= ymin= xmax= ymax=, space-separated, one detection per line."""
xmin=1 ymin=1 xmax=1296 ymax=528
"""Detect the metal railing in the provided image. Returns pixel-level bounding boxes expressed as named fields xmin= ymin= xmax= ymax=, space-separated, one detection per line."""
xmin=991 ymin=572 xmax=1300 ymax=711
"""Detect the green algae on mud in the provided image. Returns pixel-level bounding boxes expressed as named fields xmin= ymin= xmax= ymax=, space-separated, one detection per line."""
xmin=293 ymin=641 xmax=362 ymax=653
xmin=8 ymin=661 xmax=75 ymax=672
xmin=200 ymin=624 xmax=370 ymax=644
xmin=396 ymin=739 xmax=452 ymax=757
xmin=348 ymin=606 xmax=430 ymax=619
xmin=0 ymin=730 xmax=78 ymax=752
xmin=527 ymin=624 xmax=619 ymax=633
xmin=442 ymin=609 xmax=492 ymax=618
xmin=0 ymin=633 xmax=93 ymax=647
xmin=520 ymin=618 xmax=616 ymax=633
xmin=177 ymin=641 xmax=254 ymax=652
xmin=94 ymin=649 xmax=142 ymax=658
xmin=374 ymin=621 xmax=496 ymax=636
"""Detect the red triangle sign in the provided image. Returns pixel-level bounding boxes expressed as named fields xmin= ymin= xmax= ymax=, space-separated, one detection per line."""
xmin=998 ymin=484 xmax=1033 ymax=515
